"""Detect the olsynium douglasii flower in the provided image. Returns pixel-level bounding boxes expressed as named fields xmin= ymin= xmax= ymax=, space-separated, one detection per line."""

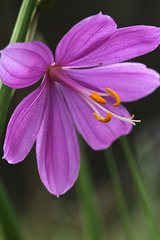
xmin=0 ymin=13 xmax=160 ymax=196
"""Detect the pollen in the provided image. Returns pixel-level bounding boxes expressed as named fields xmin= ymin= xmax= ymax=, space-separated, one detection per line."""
xmin=93 ymin=112 xmax=113 ymax=123
xmin=90 ymin=92 xmax=107 ymax=105
xmin=105 ymin=88 xmax=121 ymax=107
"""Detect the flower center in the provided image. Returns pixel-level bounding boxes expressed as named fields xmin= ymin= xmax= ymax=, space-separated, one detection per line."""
xmin=48 ymin=66 xmax=140 ymax=125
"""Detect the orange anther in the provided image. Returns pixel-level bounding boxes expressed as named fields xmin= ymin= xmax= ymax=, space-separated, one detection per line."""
xmin=93 ymin=112 xmax=112 ymax=123
xmin=105 ymin=88 xmax=121 ymax=107
xmin=90 ymin=92 xmax=107 ymax=105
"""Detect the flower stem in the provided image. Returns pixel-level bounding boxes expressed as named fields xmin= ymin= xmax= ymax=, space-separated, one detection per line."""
xmin=0 ymin=85 xmax=13 ymax=139
xmin=0 ymin=0 xmax=38 ymax=239
xmin=26 ymin=10 xmax=41 ymax=42
xmin=10 ymin=0 xmax=37 ymax=43
xmin=104 ymin=148 xmax=134 ymax=240
xmin=76 ymin=138 xmax=106 ymax=240
xmin=120 ymin=136 xmax=160 ymax=240
xmin=0 ymin=179 xmax=24 ymax=240
xmin=0 ymin=0 xmax=37 ymax=139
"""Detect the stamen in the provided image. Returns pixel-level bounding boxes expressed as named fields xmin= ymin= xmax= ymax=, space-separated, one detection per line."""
xmin=93 ymin=112 xmax=112 ymax=123
xmin=90 ymin=92 xmax=107 ymax=105
xmin=82 ymin=89 xmax=140 ymax=126
xmin=90 ymin=98 xmax=140 ymax=125
xmin=105 ymin=88 xmax=121 ymax=107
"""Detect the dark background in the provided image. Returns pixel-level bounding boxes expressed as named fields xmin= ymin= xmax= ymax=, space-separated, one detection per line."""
xmin=0 ymin=1 xmax=160 ymax=239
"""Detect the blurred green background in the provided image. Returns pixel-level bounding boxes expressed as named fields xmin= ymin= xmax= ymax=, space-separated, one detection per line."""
xmin=0 ymin=0 xmax=160 ymax=239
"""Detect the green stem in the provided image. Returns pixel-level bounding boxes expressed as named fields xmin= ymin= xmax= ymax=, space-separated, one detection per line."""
xmin=0 ymin=0 xmax=38 ymax=239
xmin=120 ymin=136 xmax=160 ymax=240
xmin=10 ymin=0 xmax=37 ymax=43
xmin=0 ymin=180 xmax=23 ymax=240
xmin=105 ymin=148 xmax=134 ymax=240
xmin=0 ymin=85 xmax=13 ymax=139
xmin=0 ymin=0 xmax=38 ymax=139
xmin=26 ymin=10 xmax=41 ymax=42
xmin=77 ymin=139 xmax=106 ymax=240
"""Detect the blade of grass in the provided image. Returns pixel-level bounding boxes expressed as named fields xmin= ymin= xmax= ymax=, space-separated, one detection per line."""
xmin=76 ymin=138 xmax=106 ymax=240
xmin=0 ymin=179 xmax=24 ymax=240
xmin=120 ymin=136 xmax=160 ymax=240
xmin=104 ymin=148 xmax=134 ymax=240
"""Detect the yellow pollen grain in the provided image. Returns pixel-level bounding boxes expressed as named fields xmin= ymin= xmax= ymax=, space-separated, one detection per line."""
xmin=90 ymin=92 xmax=107 ymax=105
xmin=93 ymin=112 xmax=113 ymax=123
xmin=105 ymin=88 xmax=121 ymax=107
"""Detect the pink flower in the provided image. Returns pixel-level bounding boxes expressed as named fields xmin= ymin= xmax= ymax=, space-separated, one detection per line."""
xmin=0 ymin=13 xmax=160 ymax=196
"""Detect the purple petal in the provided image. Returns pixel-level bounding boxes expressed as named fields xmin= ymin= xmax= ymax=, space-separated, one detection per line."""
xmin=36 ymin=82 xmax=80 ymax=197
xmin=63 ymin=25 xmax=160 ymax=67
xmin=55 ymin=13 xmax=117 ymax=66
xmin=61 ymin=85 xmax=132 ymax=150
xmin=0 ymin=41 xmax=53 ymax=88
xmin=63 ymin=62 xmax=160 ymax=102
xmin=3 ymin=77 xmax=48 ymax=163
